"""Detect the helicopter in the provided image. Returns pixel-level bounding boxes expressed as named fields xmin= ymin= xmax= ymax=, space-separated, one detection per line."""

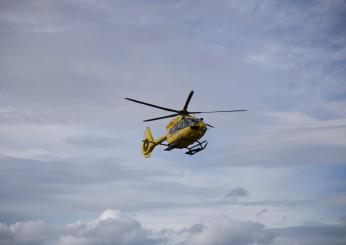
xmin=125 ymin=91 xmax=246 ymax=158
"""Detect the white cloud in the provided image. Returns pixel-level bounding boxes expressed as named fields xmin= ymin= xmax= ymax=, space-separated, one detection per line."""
xmin=59 ymin=210 xmax=160 ymax=245
xmin=161 ymin=214 xmax=346 ymax=245
xmin=1 ymin=211 xmax=346 ymax=245
xmin=58 ymin=236 xmax=90 ymax=245
xmin=0 ymin=220 xmax=52 ymax=245
xmin=0 ymin=210 xmax=161 ymax=245
xmin=178 ymin=216 xmax=271 ymax=245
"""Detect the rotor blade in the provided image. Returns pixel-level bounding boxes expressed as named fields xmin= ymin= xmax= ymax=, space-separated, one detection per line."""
xmin=206 ymin=123 xmax=214 ymax=128
xmin=125 ymin=98 xmax=180 ymax=113
xmin=189 ymin=109 xmax=247 ymax=114
xmin=182 ymin=90 xmax=194 ymax=112
xmin=143 ymin=113 xmax=179 ymax=122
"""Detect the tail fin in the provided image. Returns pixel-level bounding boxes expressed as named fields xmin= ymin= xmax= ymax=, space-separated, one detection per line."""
xmin=142 ymin=128 xmax=166 ymax=158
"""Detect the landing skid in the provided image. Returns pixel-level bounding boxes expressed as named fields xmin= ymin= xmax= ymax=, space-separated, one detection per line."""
xmin=185 ymin=140 xmax=208 ymax=155
xmin=162 ymin=140 xmax=208 ymax=155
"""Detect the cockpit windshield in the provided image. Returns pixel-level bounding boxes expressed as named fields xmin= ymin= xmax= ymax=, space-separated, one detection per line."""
xmin=168 ymin=118 xmax=200 ymax=134
xmin=185 ymin=118 xmax=200 ymax=126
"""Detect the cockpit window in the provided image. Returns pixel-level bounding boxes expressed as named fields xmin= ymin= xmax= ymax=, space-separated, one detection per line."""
xmin=186 ymin=118 xmax=200 ymax=126
xmin=191 ymin=118 xmax=200 ymax=124
xmin=169 ymin=118 xmax=200 ymax=134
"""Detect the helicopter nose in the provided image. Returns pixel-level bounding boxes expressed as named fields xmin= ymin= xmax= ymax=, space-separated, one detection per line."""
xmin=190 ymin=122 xmax=207 ymax=131
xmin=201 ymin=123 xmax=207 ymax=131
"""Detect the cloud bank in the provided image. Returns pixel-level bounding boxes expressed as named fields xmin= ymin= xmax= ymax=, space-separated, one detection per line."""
xmin=1 ymin=210 xmax=346 ymax=245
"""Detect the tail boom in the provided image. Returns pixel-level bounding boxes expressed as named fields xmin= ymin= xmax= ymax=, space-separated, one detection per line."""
xmin=142 ymin=127 xmax=166 ymax=158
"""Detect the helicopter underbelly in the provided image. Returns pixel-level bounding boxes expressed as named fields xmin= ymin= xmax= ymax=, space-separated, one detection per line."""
xmin=167 ymin=126 xmax=206 ymax=148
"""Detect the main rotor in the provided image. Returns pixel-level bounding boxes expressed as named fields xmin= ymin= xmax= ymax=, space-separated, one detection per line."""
xmin=125 ymin=90 xmax=246 ymax=123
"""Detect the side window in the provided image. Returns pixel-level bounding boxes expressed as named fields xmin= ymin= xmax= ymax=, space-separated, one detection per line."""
xmin=182 ymin=120 xmax=186 ymax=128
xmin=183 ymin=120 xmax=187 ymax=128
xmin=171 ymin=126 xmax=176 ymax=134
xmin=178 ymin=121 xmax=184 ymax=130
xmin=170 ymin=125 xmax=178 ymax=134
xmin=170 ymin=120 xmax=187 ymax=134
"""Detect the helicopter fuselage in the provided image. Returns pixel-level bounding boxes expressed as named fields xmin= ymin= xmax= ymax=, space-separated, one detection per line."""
xmin=166 ymin=115 xmax=207 ymax=148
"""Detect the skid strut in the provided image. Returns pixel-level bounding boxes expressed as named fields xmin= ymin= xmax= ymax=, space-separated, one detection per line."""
xmin=185 ymin=140 xmax=208 ymax=155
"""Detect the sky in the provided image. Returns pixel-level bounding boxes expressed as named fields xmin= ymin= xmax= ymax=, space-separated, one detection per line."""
xmin=0 ymin=0 xmax=346 ymax=244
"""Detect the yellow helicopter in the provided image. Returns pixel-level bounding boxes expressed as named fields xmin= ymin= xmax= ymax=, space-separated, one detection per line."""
xmin=125 ymin=91 xmax=246 ymax=158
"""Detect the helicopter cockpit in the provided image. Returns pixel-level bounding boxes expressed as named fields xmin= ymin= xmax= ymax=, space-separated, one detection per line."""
xmin=169 ymin=118 xmax=202 ymax=134
xmin=185 ymin=118 xmax=201 ymax=126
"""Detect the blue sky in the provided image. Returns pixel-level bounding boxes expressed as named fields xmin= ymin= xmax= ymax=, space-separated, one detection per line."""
xmin=0 ymin=0 xmax=346 ymax=244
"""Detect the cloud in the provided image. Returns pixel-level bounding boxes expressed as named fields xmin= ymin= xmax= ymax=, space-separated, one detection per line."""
xmin=180 ymin=223 xmax=206 ymax=234
xmin=225 ymin=187 xmax=249 ymax=198
xmin=1 ymin=155 xmax=345 ymax=228
xmin=0 ymin=210 xmax=162 ymax=245
xmin=339 ymin=215 xmax=346 ymax=225
xmin=178 ymin=216 xmax=272 ymax=245
xmin=270 ymin=224 xmax=346 ymax=245
xmin=0 ymin=155 xmax=171 ymax=223
xmin=0 ymin=1 xmax=77 ymax=33
xmin=172 ymin=216 xmax=346 ymax=245
xmin=1 ymin=210 xmax=346 ymax=245
xmin=165 ymin=215 xmax=346 ymax=245
xmin=0 ymin=220 xmax=53 ymax=245
xmin=58 ymin=210 xmax=161 ymax=245
xmin=65 ymin=134 xmax=120 ymax=148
